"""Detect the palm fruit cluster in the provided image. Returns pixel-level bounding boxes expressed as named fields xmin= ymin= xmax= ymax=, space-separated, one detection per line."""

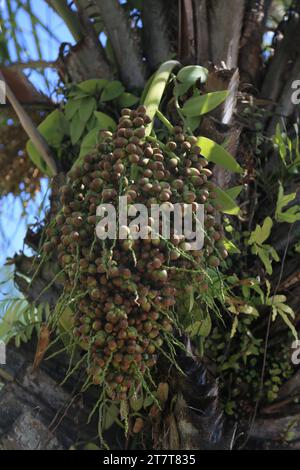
xmin=0 ymin=111 xmax=41 ymax=196
xmin=46 ymin=105 xmax=228 ymax=402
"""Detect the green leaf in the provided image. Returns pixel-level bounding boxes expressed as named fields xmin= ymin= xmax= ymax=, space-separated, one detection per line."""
xmin=103 ymin=404 xmax=119 ymax=431
xmin=140 ymin=72 xmax=155 ymax=105
xmin=225 ymin=185 xmax=243 ymax=199
xmin=240 ymin=305 xmax=259 ymax=316
xmin=182 ymin=90 xmax=229 ymax=117
xmin=101 ymin=80 xmax=125 ymax=102
xmin=198 ymin=312 xmax=212 ymax=338
xmin=94 ymin=111 xmax=117 ymax=131
xmin=70 ymin=113 xmax=86 ymax=145
xmin=230 ymin=317 xmax=239 ymax=338
xmin=274 ymin=123 xmax=287 ymax=165
xmin=184 ymin=303 xmax=212 ymax=338
xmin=86 ymin=115 xmax=97 ymax=131
xmin=256 ymin=246 xmax=273 ymax=275
xmin=143 ymin=395 xmax=154 ymax=408
xmin=276 ymin=310 xmax=298 ymax=340
xmin=77 ymin=79 xmax=108 ymax=95
xmin=59 ymin=306 xmax=74 ymax=332
xmin=276 ymin=302 xmax=295 ymax=317
xmin=130 ymin=393 xmax=144 ymax=412
xmin=270 ymin=246 xmax=280 ymax=262
xmin=79 ymin=97 xmax=97 ymax=122
xmin=26 ymin=110 xmax=68 ymax=176
xmin=142 ymin=60 xmax=180 ymax=135
xmin=196 ymin=136 xmax=242 ymax=173
xmin=65 ymin=99 xmax=80 ymax=121
xmin=186 ymin=315 xmax=212 ymax=338
xmin=249 ymin=217 xmax=273 ymax=245
xmin=177 ymin=65 xmax=208 ymax=85
xmin=186 ymin=116 xmax=201 ymax=132
xmin=223 ymin=239 xmax=241 ymax=254
xmin=215 ymin=187 xmax=240 ymax=215
xmin=275 ymin=183 xmax=300 ymax=223
xmin=117 ymin=92 xmax=139 ymax=108
xmin=175 ymin=81 xmax=192 ymax=98
xmin=78 ymin=129 xmax=100 ymax=159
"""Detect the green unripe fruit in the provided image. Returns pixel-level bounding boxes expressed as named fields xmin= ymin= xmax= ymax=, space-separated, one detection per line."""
xmin=207 ymin=255 xmax=220 ymax=268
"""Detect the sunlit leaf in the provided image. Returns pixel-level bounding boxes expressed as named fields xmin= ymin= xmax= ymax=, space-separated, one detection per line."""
xmin=249 ymin=217 xmax=273 ymax=245
xmin=225 ymin=185 xmax=243 ymax=199
xmin=275 ymin=182 xmax=300 ymax=223
xmin=177 ymin=65 xmax=208 ymax=84
xmin=223 ymin=239 xmax=241 ymax=254
xmin=256 ymin=246 xmax=273 ymax=275
xmin=215 ymin=187 xmax=240 ymax=215
xmin=182 ymin=90 xmax=229 ymax=117
xmin=142 ymin=60 xmax=180 ymax=135
xmin=196 ymin=136 xmax=242 ymax=173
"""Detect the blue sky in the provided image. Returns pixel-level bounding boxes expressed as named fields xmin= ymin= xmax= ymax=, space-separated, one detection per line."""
xmin=3 ymin=0 xmax=75 ymax=96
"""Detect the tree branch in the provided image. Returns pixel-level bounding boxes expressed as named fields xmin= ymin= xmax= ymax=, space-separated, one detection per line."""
xmin=178 ymin=0 xmax=196 ymax=63
xmin=267 ymin=53 xmax=300 ymax=136
xmin=238 ymin=0 xmax=265 ymax=85
xmin=141 ymin=0 xmax=171 ymax=70
xmin=193 ymin=0 xmax=210 ymax=65
xmin=73 ymin=0 xmax=113 ymax=75
xmin=94 ymin=0 xmax=146 ymax=90
xmin=261 ymin=9 xmax=300 ymax=105
xmin=7 ymin=60 xmax=56 ymax=70
xmin=208 ymin=0 xmax=246 ymax=68
xmin=0 ymin=71 xmax=58 ymax=176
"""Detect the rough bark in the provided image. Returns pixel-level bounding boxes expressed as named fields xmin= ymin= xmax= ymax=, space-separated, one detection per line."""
xmin=0 ymin=341 xmax=98 ymax=450
xmin=208 ymin=0 xmax=246 ymax=68
xmin=238 ymin=0 xmax=265 ymax=85
xmin=141 ymin=0 xmax=172 ymax=70
xmin=57 ymin=35 xmax=113 ymax=84
xmin=202 ymin=68 xmax=241 ymax=189
xmin=95 ymin=0 xmax=146 ymax=90
xmin=179 ymin=0 xmax=196 ymax=63
xmin=261 ymin=9 xmax=300 ymax=116
xmin=162 ymin=357 xmax=234 ymax=450
xmin=193 ymin=0 xmax=210 ymax=65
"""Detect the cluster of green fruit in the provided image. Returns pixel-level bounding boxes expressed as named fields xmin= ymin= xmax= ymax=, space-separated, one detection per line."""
xmin=45 ymin=106 xmax=227 ymax=402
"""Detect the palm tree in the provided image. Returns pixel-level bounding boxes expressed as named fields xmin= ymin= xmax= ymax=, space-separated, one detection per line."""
xmin=0 ymin=0 xmax=300 ymax=450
